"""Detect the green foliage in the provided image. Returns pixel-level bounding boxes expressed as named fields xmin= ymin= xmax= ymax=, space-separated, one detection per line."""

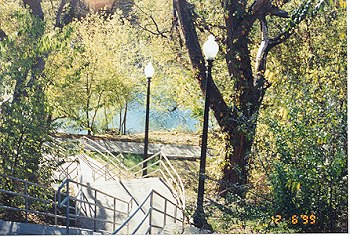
xmin=130 ymin=0 xmax=204 ymax=120
xmin=122 ymin=153 xmax=144 ymax=168
xmin=45 ymin=12 xmax=140 ymax=134
xmin=0 ymin=6 xmax=55 ymax=213
xmin=253 ymin=3 xmax=347 ymax=233
xmin=0 ymin=0 xmax=347 ymax=233
xmin=0 ymin=7 xmax=53 ymax=179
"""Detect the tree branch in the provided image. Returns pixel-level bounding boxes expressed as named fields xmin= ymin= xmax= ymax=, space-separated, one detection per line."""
xmin=174 ymin=0 xmax=237 ymax=132
xmin=255 ymin=17 xmax=269 ymax=76
xmin=251 ymin=0 xmax=271 ymax=14
xmin=253 ymin=17 xmax=273 ymax=104
xmin=55 ymin=0 xmax=68 ymax=28
xmin=0 ymin=28 xmax=7 ymax=41
xmin=270 ymin=5 xmax=289 ymax=18
xmin=269 ymin=0 xmax=325 ymax=48
xmin=23 ymin=0 xmax=44 ymax=20
xmin=134 ymin=4 xmax=169 ymax=38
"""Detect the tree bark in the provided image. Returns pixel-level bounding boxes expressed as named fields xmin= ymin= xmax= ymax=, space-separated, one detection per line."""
xmin=55 ymin=0 xmax=135 ymax=27
xmin=23 ymin=0 xmax=44 ymax=20
xmin=123 ymin=102 xmax=128 ymax=135
xmin=173 ymin=0 xmax=295 ymax=197
xmin=174 ymin=0 xmax=247 ymax=196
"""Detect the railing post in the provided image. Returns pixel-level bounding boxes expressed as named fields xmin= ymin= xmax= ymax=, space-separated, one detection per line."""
xmin=54 ymin=190 xmax=57 ymax=226
xmin=75 ymin=193 xmax=78 ymax=227
xmin=113 ymin=198 xmax=116 ymax=231
xmin=65 ymin=166 xmax=69 ymax=179
xmin=127 ymin=200 xmax=131 ymax=234
xmin=24 ymin=182 xmax=28 ymax=223
xmin=174 ymin=205 xmax=177 ymax=223
xmin=66 ymin=181 xmax=70 ymax=235
xmin=105 ymin=164 xmax=108 ymax=181
xmin=94 ymin=190 xmax=97 ymax=232
xmin=79 ymin=184 xmax=83 ymax=224
xmin=182 ymin=208 xmax=185 ymax=229
xmin=164 ymin=199 xmax=167 ymax=227
xmin=149 ymin=192 xmax=153 ymax=234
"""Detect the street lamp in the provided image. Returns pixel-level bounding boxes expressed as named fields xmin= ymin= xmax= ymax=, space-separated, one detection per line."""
xmin=193 ymin=34 xmax=219 ymax=230
xmin=143 ymin=62 xmax=154 ymax=177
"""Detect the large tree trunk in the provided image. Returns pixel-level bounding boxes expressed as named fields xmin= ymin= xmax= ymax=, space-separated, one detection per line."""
xmin=173 ymin=0 xmax=274 ymax=197
xmin=220 ymin=128 xmax=258 ymax=195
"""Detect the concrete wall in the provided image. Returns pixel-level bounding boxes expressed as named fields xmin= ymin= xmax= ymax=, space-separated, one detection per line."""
xmin=0 ymin=219 xmax=104 ymax=235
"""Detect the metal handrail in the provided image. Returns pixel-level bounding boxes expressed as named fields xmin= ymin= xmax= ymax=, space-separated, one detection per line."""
xmin=112 ymin=189 xmax=183 ymax=235
xmin=161 ymin=154 xmax=186 ymax=209
xmin=127 ymin=152 xmax=160 ymax=172
xmin=35 ymin=136 xmax=186 ymax=235
xmin=57 ymin=178 xmax=133 ymax=234
xmin=58 ymin=179 xmax=131 ymax=206
xmin=81 ymin=137 xmax=131 ymax=177
xmin=2 ymin=141 xmax=168 ymax=234
xmin=42 ymin=137 xmax=81 ymax=183
xmin=127 ymin=151 xmax=186 ymax=211
xmin=77 ymin=153 xmax=115 ymax=181
xmin=112 ymin=191 xmax=152 ymax=234
xmin=46 ymin=135 xmax=122 ymax=183
xmin=0 ymin=174 xmax=67 ymax=225
xmin=47 ymin=136 xmax=185 ymax=209
xmin=83 ymin=143 xmax=125 ymax=177
xmin=79 ymin=137 xmax=186 ymax=211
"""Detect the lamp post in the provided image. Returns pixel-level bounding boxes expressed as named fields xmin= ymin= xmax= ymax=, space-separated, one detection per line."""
xmin=143 ymin=62 xmax=154 ymax=177
xmin=193 ymin=35 xmax=219 ymax=230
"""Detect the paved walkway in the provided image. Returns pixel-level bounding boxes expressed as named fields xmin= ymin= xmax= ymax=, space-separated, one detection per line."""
xmin=60 ymin=137 xmax=202 ymax=160
xmin=96 ymin=139 xmax=201 ymax=159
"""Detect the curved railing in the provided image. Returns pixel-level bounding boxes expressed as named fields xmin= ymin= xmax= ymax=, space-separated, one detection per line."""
xmin=76 ymin=137 xmax=185 ymax=217
xmin=77 ymin=137 xmax=186 ymax=234
xmin=81 ymin=137 xmax=132 ymax=179
xmin=127 ymin=151 xmax=186 ymax=212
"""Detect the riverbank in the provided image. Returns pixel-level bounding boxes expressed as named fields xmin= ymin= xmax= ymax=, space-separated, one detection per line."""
xmin=53 ymin=131 xmax=201 ymax=146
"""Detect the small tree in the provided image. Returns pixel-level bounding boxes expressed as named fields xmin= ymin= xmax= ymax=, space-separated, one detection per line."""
xmin=0 ymin=2 xmax=55 ymax=213
xmin=46 ymin=12 xmax=139 ymax=134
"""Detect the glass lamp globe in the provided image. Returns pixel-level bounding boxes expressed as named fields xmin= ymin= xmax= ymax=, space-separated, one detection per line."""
xmin=144 ymin=62 xmax=155 ymax=78
xmin=203 ymin=34 xmax=219 ymax=60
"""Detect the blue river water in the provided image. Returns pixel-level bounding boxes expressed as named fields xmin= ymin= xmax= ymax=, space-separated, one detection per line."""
xmin=60 ymin=100 xmax=199 ymax=135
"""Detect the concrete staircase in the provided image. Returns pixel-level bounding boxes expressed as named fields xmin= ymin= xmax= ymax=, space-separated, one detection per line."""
xmin=72 ymin=159 xmax=183 ymax=234
xmin=56 ymin=136 xmax=185 ymax=234
xmin=0 ymin=136 xmax=185 ymax=235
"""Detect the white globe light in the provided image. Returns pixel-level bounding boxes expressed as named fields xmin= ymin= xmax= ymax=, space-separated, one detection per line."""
xmin=144 ymin=62 xmax=155 ymax=78
xmin=203 ymin=34 xmax=219 ymax=60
